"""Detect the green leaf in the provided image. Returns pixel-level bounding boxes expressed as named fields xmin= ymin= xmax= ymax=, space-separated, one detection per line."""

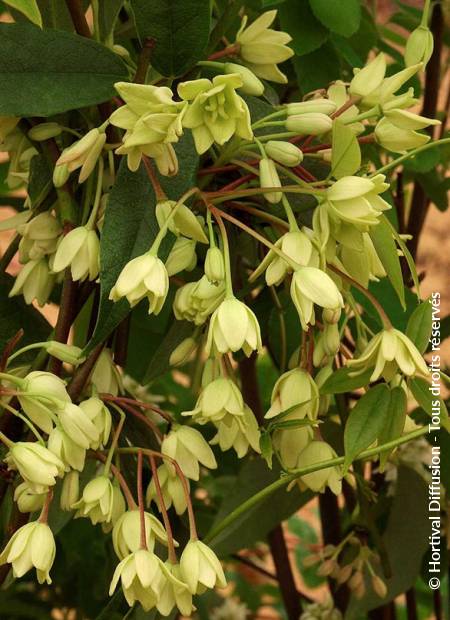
xmin=131 ymin=0 xmax=211 ymax=77
xmin=406 ymin=300 xmax=432 ymax=354
xmin=0 ymin=22 xmax=127 ymax=116
xmin=331 ymin=119 xmax=361 ymax=179
xmin=319 ymin=367 xmax=373 ymax=395
xmin=98 ymin=0 xmax=124 ymax=42
xmin=278 ymin=0 xmax=328 ymax=56
xmin=383 ymin=215 xmax=421 ymax=296
xmin=343 ymin=384 xmax=391 ymax=471
xmin=309 ymin=0 xmax=361 ymax=38
xmin=292 ymin=42 xmax=341 ymax=94
xmin=369 ymin=217 xmax=405 ymax=309
xmin=3 ymin=0 xmax=42 ymax=26
xmin=378 ymin=386 xmax=407 ymax=469
xmin=415 ymin=171 xmax=450 ymax=212
xmin=259 ymin=431 xmax=274 ymax=468
xmin=0 ymin=273 xmax=51 ymax=358
xmin=409 ymin=377 xmax=448 ymax=422
xmin=27 ymin=154 xmax=52 ymax=209
xmin=208 ymin=458 xmax=312 ymax=556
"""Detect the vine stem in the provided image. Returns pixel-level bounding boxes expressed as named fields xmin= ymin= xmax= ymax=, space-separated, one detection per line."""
xmin=94 ymin=451 xmax=136 ymax=510
xmin=203 ymin=426 xmax=428 ymax=544
xmin=137 ymin=450 xmax=147 ymax=550
xmin=38 ymin=489 xmax=54 ymax=524
xmin=148 ymin=455 xmax=177 ymax=563
xmin=210 ymin=207 xmax=234 ymax=297
xmin=101 ymin=394 xmax=172 ymax=423
xmin=103 ymin=404 xmax=126 ymax=474
xmin=118 ymin=401 xmax=163 ymax=442
xmin=372 ymin=137 xmax=450 ymax=177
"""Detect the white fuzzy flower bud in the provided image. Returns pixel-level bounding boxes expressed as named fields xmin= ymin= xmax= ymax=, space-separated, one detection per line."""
xmin=405 ymin=26 xmax=434 ymax=67
xmin=265 ymin=140 xmax=303 ymax=167
xmin=28 ymin=122 xmax=62 ymax=141
xmin=0 ymin=521 xmax=56 ymax=584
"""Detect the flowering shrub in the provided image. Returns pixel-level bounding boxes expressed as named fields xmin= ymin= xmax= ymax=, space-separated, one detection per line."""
xmin=0 ymin=1 xmax=448 ymax=618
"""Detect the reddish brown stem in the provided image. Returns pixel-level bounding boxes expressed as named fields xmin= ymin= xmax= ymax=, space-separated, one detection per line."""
xmin=143 ymin=157 xmax=166 ymax=201
xmin=207 ymin=44 xmax=239 ymax=61
xmin=101 ymin=394 xmax=173 ymax=424
xmin=137 ymin=450 xmax=147 ymax=549
xmin=95 ymin=452 xmax=136 ymax=509
xmin=38 ymin=489 xmax=54 ymax=524
xmin=0 ymin=330 xmax=24 ymax=372
xmin=149 ymin=455 xmax=177 ymax=563
xmin=119 ymin=401 xmax=163 ymax=442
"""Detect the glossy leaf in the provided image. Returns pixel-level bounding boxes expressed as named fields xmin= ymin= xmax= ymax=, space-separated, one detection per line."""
xmin=319 ymin=367 xmax=373 ymax=395
xmin=309 ymin=0 xmax=361 ymax=38
xmin=279 ymin=0 xmax=328 ymax=56
xmin=131 ymin=0 xmax=211 ymax=76
xmin=343 ymin=384 xmax=391 ymax=471
xmin=406 ymin=300 xmax=432 ymax=354
xmin=378 ymin=386 xmax=407 ymax=469
xmin=369 ymin=217 xmax=406 ymax=309
xmin=0 ymin=22 xmax=127 ymax=116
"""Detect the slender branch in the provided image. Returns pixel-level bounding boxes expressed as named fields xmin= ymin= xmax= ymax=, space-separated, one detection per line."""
xmin=0 ymin=330 xmax=24 ymax=372
xmin=49 ymin=269 xmax=78 ymax=376
xmin=149 ymin=455 xmax=177 ymax=563
xmin=133 ymin=38 xmax=156 ymax=84
xmin=137 ymin=450 xmax=147 ymax=549
xmin=65 ymin=0 xmax=91 ymax=37
xmin=67 ymin=343 xmax=104 ymax=400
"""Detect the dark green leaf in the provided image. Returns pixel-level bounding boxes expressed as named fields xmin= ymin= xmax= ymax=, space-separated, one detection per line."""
xmin=292 ymin=42 xmax=341 ymax=94
xmin=259 ymin=431 xmax=274 ymax=468
xmin=27 ymin=154 xmax=52 ymax=209
xmin=3 ymin=0 xmax=42 ymax=26
xmin=379 ymin=386 xmax=407 ymax=469
xmin=0 ymin=273 xmax=51 ymax=359
xmin=409 ymin=377 xmax=448 ymax=422
xmin=278 ymin=0 xmax=328 ymax=56
xmin=343 ymin=384 xmax=391 ymax=471
xmin=331 ymin=119 xmax=361 ymax=179
xmin=416 ymin=171 xmax=450 ymax=212
xmin=309 ymin=0 xmax=361 ymax=37
xmin=406 ymin=300 xmax=432 ymax=354
xmin=140 ymin=318 xmax=194 ymax=383
xmin=0 ymin=22 xmax=127 ymax=116
xmin=131 ymin=0 xmax=211 ymax=76
xmin=369 ymin=217 xmax=405 ymax=309
xmin=319 ymin=367 xmax=373 ymax=395
xmin=98 ymin=0 xmax=124 ymax=41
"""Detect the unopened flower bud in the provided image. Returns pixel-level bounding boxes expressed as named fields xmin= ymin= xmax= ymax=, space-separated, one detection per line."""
xmin=91 ymin=348 xmax=123 ymax=396
xmin=60 ymin=470 xmax=79 ymax=511
xmin=405 ymin=26 xmax=434 ymax=67
xmin=14 ymin=481 xmax=46 ymax=513
xmin=0 ymin=521 xmax=56 ymax=584
xmin=205 ymin=247 xmax=225 ymax=285
xmin=169 ymin=337 xmax=197 ymax=366
xmin=165 ymin=237 xmax=197 ymax=276
xmin=52 ymin=226 xmax=100 ymax=282
xmin=349 ymin=53 xmax=386 ymax=97
xmin=56 ymin=128 xmax=106 ymax=183
xmin=285 ymin=113 xmax=333 ymax=135
xmin=45 ymin=341 xmax=85 ymax=365
xmin=259 ymin=157 xmax=282 ymax=203
xmin=317 ymin=558 xmax=338 ymax=576
xmin=286 ymin=98 xmax=337 ymax=116
xmin=28 ymin=122 xmax=62 ymax=141
xmin=156 ymin=200 xmax=208 ymax=243
xmin=265 ymin=140 xmax=303 ymax=167
xmin=224 ymin=62 xmax=264 ymax=96
xmin=53 ymin=162 xmax=70 ymax=187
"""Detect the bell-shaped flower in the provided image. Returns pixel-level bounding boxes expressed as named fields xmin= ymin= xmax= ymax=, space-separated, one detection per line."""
xmin=57 ymin=401 xmax=100 ymax=449
xmin=224 ymin=62 xmax=264 ymax=96
xmin=91 ymin=348 xmax=123 ymax=396
xmin=109 ymin=549 xmax=165 ymax=611
xmin=60 ymin=470 xmax=79 ymax=511
xmin=146 ymin=463 xmax=189 ymax=515
xmin=73 ymin=475 xmax=125 ymax=526
xmin=51 ymin=226 xmax=100 ymax=282
xmin=9 ymin=257 xmax=55 ymax=307
xmin=265 ymin=140 xmax=303 ymax=167
xmin=180 ymin=539 xmax=227 ymax=594
xmin=17 ymin=211 xmax=61 ymax=262
xmin=349 ymin=53 xmax=386 ymax=98
xmin=346 ymin=328 xmax=429 ymax=382
xmin=210 ymin=405 xmax=261 ymax=458
xmin=161 ymin=425 xmax=217 ymax=481
xmin=340 ymin=232 xmax=385 ymax=288
xmin=274 ymin=426 xmax=314 ymax=470
xmin=18 ymin=370 xmax=70 ymax=435
xmin=165 ymin=237 xmax=197 ymax=276
xmin=55 ymin=128 xmax=106 ymax=184
xmin=266 ymin=368 xmax=319 ymax=421
xmin=0 ymin=521 xmax=56 ymax=584
xmin=374 ymin=117 xmax=432 ymax=154
xmin=251 ymin=230 xmax=314 ymax=286
xmin=295 ymin=440 xmax=342 ymax=495
xmin=156 ymin=200 xmax=208 ymax=243
xmin=285 ymin=113 xmax=333 ymax=136
xmin=110 ymin=252 xmax=169 ymax=315
xmin=5 ymin=442 xmax=65 ymax=494
xmin=79 ymin=397 xmax=112 ymax=448
xmin=48 ymin=427 xmax=86 ymax=472
xmin=235 ymin=10 xmax=294 ymax=83
xmin=362 ymin=62 xmax=422 ymax=109
xmin=205 ymin=297 xmax=262 ymax=356
xmin=259 ymin=157 xmax=282 ymax=204
xmin=113 ymin=510 xmax=170 ymax=559
xmin=178 ymin=74 xmax=253 ymax=154
xmin=14 ymin=481 xmax=46 ymax=514
xmin=205 ymin=247 xmax=225 ymax=285
xmin=183 ymin=377 xmax=245 ymax=424
xmin=158 ymin=561 xmax=194 ymax=617
xmin=173 ymin=276 xmax=226 ymax=325
xmin=324 ymin=175 xmax=390 ymax=230
xmin=290 ymin=267 xmax=344 ymax=330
